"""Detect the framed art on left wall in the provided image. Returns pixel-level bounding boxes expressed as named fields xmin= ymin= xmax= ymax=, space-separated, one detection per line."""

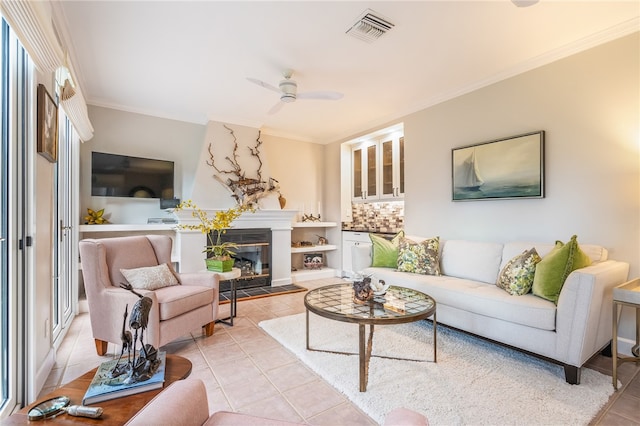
xmin=37 ymin=84 xmax=58 ymax=163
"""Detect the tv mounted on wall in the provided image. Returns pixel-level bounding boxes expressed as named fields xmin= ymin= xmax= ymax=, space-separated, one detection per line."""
xmin=91 ymin=152 xmax=174 ymax=199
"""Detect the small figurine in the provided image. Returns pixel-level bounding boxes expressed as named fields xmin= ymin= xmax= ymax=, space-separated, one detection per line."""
xmin=302 ymin=213 xmax=321 ymax=222
xmin=118 ymin=283 xmax=161 ymax=384
xmin=317 ymin=235 xmax=328 ymax=245
xmin=352 ymin=276 xmax=374 ymax=303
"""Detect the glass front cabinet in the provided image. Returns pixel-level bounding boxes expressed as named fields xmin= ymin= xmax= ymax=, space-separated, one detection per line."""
xmin=351 ymin=133 xmax=404 ymax=202
xmin=352 ymin=141 xmax=379 ymax=201
xmin=380 ymin=136 xmax=404 ymax=199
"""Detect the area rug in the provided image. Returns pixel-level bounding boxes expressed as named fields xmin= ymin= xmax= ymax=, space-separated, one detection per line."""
xmin=219 ymin=284 xmax=306 ymax=304
xmin=259 ymin=313 xmax=614 ymax=425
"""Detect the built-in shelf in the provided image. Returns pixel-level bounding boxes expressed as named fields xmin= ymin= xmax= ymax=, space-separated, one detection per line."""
xmin=291 ymin=267 xmax=337 ymax=282
xmin=290 ymin=221 xmax=337 ymax=282
xmin=292 ymin=221 xmax=337 ymax=228
xmin=291 ymin=244 xmax=337 ymax=253
xmin=78 ymin=224 xmax=177 ymax=232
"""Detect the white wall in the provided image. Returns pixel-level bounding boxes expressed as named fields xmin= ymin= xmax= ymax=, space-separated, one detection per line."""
xmin=402 ymin=33 xmax=638 ymax=277
xmin=82 ymin=111 xmax=330 ymax=223
xmin=261 ymin=132 xmax=324 ymax=218
xmin=81 ymin=106 xmax=205 ymax=223
xmin=190 ymin=121 xmax=326 ymax=216
xmin=328 ymin=32 xmax=639 ymax=343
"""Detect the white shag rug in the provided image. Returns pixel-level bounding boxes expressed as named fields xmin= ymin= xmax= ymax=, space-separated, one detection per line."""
xmin=259 ymin=313 xmax=614 ymax=425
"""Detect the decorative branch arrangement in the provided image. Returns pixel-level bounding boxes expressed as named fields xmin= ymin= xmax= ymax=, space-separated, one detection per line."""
xmin=207 ymin=125 xmax=282 ymax=207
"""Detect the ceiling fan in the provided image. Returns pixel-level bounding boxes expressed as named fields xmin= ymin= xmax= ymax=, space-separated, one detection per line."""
xmin=247 ymin=69 xmax=344 ymax=115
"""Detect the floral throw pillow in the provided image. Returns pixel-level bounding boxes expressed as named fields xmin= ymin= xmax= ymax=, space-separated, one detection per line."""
xmin=397 ymin=237 xmax=441 ymax=275
xmin=120 ymin=263 xmax=180 ymax=291
xmin=496 ymin=248 xmax=542 ymax=296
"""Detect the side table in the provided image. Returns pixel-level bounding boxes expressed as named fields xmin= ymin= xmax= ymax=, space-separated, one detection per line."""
xmin=2 ymin=355 xmax=192 ymax=424
xmin=216 ymin=267 xmax=241 ymax=326
xmin=612 ymin=278 xmax=640 ymax=390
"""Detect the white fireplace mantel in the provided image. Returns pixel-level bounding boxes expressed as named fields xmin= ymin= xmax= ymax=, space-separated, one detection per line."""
xmin=173 ymin=209 xmax=298 ymax=286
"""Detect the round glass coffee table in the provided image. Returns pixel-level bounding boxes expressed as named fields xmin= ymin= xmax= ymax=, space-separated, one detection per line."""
xmin=304 ymin=283 xmax=437 ymax=392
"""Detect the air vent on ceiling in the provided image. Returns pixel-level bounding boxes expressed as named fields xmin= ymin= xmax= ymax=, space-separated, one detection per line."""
xmin=346 ymin=9 xmax=394 ymax=43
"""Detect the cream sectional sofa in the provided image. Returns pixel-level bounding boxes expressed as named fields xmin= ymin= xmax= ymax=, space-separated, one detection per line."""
xmin=352 ymin=237 xmax=629 ymax=384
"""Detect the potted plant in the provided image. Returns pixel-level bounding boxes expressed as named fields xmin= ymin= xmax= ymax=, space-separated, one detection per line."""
xmin=175 ymin=200 xmax=253 ymax=272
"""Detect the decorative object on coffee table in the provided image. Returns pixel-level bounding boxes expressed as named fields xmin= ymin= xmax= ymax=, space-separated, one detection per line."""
xmin=352 ymin=276 xmax=374 ymax=303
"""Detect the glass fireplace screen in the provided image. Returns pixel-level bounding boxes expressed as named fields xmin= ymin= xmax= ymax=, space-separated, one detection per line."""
xmin=213 ymin=228 xmax=271 ymax=290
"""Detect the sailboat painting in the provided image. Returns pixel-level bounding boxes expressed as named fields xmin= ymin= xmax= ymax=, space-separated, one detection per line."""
xmin=452 ymin=131 xmax=544 ymax=201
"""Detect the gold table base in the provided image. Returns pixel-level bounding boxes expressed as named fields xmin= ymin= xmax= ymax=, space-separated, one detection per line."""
xmin=305 ymin=309 xmax=437 ymax=392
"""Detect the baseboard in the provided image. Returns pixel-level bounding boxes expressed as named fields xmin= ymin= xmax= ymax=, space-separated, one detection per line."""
xmin=616 ymin=336 xmax=637 ymax=357
xmin=32 ymin=349 xmax=55 ymax=402
xmin=78 ymin=298 xmax=89 ymax=313
xmin=271 ymin=277 xmax=293 ymax=286
xmin=291 ymin=268 xmax=336 ymax=282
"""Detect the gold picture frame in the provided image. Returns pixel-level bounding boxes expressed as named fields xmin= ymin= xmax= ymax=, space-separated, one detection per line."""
xmin=37 ymin=84 xmax=58 ymax=163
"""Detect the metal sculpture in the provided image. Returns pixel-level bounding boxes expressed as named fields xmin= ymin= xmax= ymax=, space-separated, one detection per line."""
xmin=110 ymin=304 xmax=133 ymax=377
xmin=109 ymin=283 xmax=161 ymax=384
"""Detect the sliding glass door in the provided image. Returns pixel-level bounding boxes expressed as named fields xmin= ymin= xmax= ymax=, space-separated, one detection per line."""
xmin=0 ymin=17 xmax=32 ymax=416
xmin=52 ymin=115 xmax=75 ymax=346
xmin=0 ymin=18 xmax=9 ymax=414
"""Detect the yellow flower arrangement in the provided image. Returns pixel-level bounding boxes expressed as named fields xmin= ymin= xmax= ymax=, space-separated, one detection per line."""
xmin=174 ymin=200 xmax=253 ymax=259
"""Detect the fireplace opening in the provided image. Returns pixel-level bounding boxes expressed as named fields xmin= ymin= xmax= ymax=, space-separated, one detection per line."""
xmin=211 ymin=228 xmax=271 ymax=291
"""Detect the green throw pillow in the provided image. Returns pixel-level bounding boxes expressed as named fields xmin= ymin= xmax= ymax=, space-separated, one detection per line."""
xmin=496 ymin=248 xmax=542 ymax=296
xmin=397 ymin=236 xmax=441 ymax=275
xmin=370 ymin=230 xmax=404 ymax=268
xmin=532 ymin=235 xmax=592 ymax=304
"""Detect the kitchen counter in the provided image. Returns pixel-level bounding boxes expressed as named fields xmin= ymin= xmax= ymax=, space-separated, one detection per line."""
xmin=341 ymin=228 xmax=400 ymax=235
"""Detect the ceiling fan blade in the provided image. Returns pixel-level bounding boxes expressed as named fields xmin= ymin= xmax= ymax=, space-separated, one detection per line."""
xmin=247 ymin=77 xmax=280 ymax=94
xmin=297 ymin=91 xmax=344 ymax=101
xmin=267 ymin=101 xmax=284 ymax=115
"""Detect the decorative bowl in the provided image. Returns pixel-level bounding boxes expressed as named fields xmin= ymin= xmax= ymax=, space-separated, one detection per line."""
xmin=370 ymin=279 xmax=389 ymax=295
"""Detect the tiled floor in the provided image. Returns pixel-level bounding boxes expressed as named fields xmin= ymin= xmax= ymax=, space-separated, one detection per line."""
xmin=42 ymin=277 xmax=640 ymax=425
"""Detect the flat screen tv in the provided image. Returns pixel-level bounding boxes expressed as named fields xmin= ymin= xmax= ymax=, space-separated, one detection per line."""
xmin=91 ymin=152 xmax=174 ymax=199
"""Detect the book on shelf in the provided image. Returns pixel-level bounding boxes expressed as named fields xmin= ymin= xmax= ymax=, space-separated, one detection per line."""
xmin=82 ymin=351 xmax=166 ymax=405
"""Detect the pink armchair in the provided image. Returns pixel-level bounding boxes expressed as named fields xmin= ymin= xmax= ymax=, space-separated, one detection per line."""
xmin=126 ymin=378 xmax=429 ymax=425
xmin=79 ymin=235 xmax=219 ymax=356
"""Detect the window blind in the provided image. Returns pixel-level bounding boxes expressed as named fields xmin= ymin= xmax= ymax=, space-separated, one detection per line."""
xmin=1 ymin=0 xmax=94 ymax=141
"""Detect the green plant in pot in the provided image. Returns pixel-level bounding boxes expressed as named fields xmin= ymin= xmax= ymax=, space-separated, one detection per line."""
xmin=175 ymin=200 xmax=253 ymax=272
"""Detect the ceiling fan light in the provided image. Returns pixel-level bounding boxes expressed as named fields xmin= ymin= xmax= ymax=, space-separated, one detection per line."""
xmin=279 ymin=79 xmax=297 ymax=93
xmin=279 ymin=79 xmax=297 ymax=102
xmin=280 ymin=93 xmax=296 ymax=103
